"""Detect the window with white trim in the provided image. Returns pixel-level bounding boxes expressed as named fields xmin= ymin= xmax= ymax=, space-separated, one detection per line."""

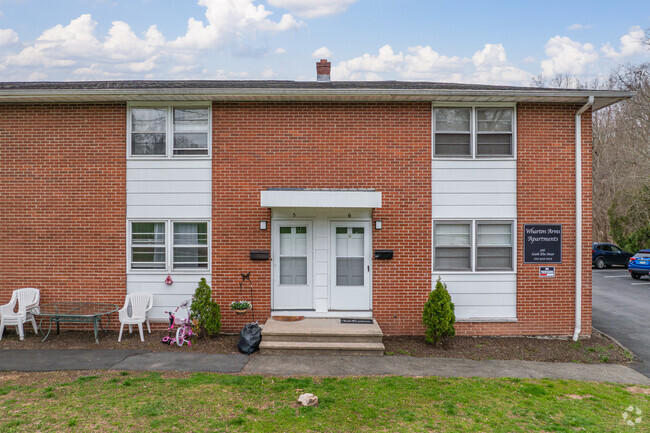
xmin=172 ymin=222 xmax=209 ymax=269
xmin=433 ymin=106 xmax=514 ymax=158
xmin=131 ymin=222 xmax=166 ymax=269
xmin=129 ymin=220 xmax=210 ymax=271
xmin=129 ymin=105 xmax=210 ymax=157
xmin=434 ymin=223 xmax=471 ymax=271
xmin=476 ymin=222 xmax=513 ymax=271
xmin=434 ymin=220 xmax=514 ymax=272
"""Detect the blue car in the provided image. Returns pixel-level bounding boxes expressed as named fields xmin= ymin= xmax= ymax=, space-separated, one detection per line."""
xmin=628 ymin=249 xmax=650 ymax=279
xmin=592 ymin=242 xmax=633 ymax=269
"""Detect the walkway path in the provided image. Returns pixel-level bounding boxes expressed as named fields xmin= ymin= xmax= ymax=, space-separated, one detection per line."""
xmin=1 ymin=349 xmax=648 ymax=385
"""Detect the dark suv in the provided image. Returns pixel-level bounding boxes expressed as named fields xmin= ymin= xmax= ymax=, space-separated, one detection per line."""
xmin=592 ymin=243 xmax=633 ymax=269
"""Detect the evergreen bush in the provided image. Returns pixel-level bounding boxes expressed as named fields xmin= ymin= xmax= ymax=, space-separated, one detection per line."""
xmin=609 ymin=190 xmax=650 ymax=253
xmin=422 ymin=277 xmax=456 ymax=346
xmin=190 ymin=278 xmax=222 ymax=338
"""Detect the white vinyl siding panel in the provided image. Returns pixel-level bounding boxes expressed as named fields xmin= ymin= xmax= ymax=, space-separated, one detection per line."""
xmin=127 ymin=273 xmax=209 ymax=320
xmin=436 ymin=273 xmax=516 ymax=319
xmin=432 ymin=159 xmax=516 ymax=219
xmin=126 ymin=159 xmax=212 ymax=219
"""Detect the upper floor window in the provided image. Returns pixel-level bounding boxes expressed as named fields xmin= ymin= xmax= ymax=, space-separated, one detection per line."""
xmin=433 ymin=106 xmax=515 ymax=158
xmin=129 ymin=105 xmax=210 ymax=157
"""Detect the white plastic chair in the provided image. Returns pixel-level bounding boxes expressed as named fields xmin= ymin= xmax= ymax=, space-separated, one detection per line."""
xmin=0 ymin=288 xmax=40 ymax=341
xmin=118 ymin=293 xmax=153 ymax=342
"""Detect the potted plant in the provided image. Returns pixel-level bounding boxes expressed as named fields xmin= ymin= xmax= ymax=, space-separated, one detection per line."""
xmin=230 ymin=300 xmax=252 ymax=315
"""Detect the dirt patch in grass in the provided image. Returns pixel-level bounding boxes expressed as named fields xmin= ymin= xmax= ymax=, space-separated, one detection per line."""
xmin=0 ymin=370 xmax=194 ymax=387
xmin=627 ymin=386 xmax=650 ymax=395
xmin=383 ymin=328 xmax=634 ymax=364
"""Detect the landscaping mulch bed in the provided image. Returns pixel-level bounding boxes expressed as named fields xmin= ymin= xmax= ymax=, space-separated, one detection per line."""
xmin=383 ymin=329 xmax=634 ymax=364
xmin=0 ymin=327 xmax=634 ymax=364
xmin=0 ymin=330 xmax=241 ymax=353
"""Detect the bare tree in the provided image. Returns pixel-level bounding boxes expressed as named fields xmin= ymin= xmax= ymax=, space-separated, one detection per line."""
xmin=532 ymin=66 xmax=650 ymax=244
xmin=592 ymin=63 xmax=650 ymax=245
xmin=529 ymin=73 xmax=587 ymax=89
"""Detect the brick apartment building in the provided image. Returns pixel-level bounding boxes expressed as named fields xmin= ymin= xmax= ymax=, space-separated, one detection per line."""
xmin=0 ymin=60 xmax=632 ymax=337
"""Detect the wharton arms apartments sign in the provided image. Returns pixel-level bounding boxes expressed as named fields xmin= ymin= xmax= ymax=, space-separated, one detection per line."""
xmin=523 ymin=224 xmax=562 ymax=264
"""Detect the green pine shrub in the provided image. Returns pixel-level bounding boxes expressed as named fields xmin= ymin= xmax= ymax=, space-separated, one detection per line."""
xmin=190 ymin=278 xmax=222 ymax=338
xmin=422 ymin=277 xmax=456 ymax=346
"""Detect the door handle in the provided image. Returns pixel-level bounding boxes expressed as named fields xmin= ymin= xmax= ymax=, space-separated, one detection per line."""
xmin=367 ymin=265 xmax=370 ymax=272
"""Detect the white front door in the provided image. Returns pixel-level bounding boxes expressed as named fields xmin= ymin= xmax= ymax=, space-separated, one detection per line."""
xmin=272 ymin=220 xmax=313 ymax=310
xmin=330 ymin=221 xmax=371 ymax=310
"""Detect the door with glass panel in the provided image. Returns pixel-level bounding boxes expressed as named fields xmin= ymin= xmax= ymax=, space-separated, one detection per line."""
xmin=330 ymin=222 xmax=371 ymax=310
xmin=272 ymin=221 xmax=313 ymax=310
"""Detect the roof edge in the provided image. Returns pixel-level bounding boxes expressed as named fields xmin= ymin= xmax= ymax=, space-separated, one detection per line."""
xmin=0 ymin=85 xmax=634 ymax=111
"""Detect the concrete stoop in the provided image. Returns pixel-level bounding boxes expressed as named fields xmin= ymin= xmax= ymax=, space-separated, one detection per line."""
xmin=259 ymin=317 xmax=385 ymax=356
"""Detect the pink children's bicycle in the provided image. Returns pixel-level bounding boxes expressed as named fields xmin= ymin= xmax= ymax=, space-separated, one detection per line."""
xmin=162 ymin=299 xmax=195 ymax=347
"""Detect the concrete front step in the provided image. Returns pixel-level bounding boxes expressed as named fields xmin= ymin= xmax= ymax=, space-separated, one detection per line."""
xmin=260 ymin=317 xmax=385 ymax=356
xmin=259 ymin=341 xmax=385 ymax=356
xmin=262 ymin=334 xmax=383 ymax=343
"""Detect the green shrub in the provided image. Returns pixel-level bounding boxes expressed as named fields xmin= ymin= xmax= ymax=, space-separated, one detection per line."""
xmin=190 ymin=278 xmax=221 ymax=337
xmin=422 ymin=277 xmax=456 ymax=346
xmin=608 ymin=187 xmax=650 ymax=253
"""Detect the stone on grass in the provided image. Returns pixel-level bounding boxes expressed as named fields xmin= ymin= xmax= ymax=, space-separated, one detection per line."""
xmin=298 ymin=393 xmax=319 ymax=407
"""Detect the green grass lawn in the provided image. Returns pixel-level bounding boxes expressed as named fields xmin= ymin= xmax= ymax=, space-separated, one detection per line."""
xmin=1 ymin=372 xmax=648 ymax=432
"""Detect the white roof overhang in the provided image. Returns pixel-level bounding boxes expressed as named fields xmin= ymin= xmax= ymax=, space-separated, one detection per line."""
xmin=261 ymin=190 xmax=382 ymax=208
xmin=0 ymin=88 xmax=634 ymax=111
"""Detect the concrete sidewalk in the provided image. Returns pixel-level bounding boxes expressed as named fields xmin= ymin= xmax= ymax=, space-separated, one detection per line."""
xmin=0 ymin=349 xmax=648 ymax=385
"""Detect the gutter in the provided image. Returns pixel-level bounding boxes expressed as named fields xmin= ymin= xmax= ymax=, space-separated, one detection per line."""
xmin=0 ymin=87 xmax=634 ymax=110
xmin=573 ymin=95 xmax=594 ymax=341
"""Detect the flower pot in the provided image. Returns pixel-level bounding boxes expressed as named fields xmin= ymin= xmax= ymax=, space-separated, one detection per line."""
xmin=232 ymin=308 xmax=250 ymax=315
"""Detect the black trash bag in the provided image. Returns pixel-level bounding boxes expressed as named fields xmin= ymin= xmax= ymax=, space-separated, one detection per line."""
xmin=238 ymin=322 xmax=262 ymax=354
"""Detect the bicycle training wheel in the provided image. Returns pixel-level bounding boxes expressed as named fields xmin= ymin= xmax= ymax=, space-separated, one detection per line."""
xmin=176 ymin=326 xmax=186 ymax=347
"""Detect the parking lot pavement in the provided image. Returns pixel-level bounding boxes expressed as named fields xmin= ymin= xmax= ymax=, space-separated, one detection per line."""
xmin=592 ymin=268 xmax=650 ymax=378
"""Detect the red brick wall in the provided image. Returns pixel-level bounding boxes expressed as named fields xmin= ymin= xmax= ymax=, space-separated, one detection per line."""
xmin=0 ymin=100 xmax=593 ymax=338
xmin=212 ymin=102 xmax=432 ymax=334
xmin=455 ymin=103 xmax=593 ymax=337
xmin=0 ymin=104 xmax=127 ymax=323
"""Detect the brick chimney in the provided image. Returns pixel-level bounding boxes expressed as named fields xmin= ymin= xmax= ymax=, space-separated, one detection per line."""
xmin=316 ymin=59 xmax=331 ymax=82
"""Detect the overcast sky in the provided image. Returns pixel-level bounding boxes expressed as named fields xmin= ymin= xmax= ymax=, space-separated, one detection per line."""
xmin=0 ymin=0 xmax=648 ymax=84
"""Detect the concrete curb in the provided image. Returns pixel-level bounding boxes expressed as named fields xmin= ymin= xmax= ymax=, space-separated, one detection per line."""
xmin=594 ymin=327 xmax=642 ymax=362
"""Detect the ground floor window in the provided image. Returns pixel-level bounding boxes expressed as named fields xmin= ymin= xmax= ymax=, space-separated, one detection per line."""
xmin=129 ymin=220 xmax=209 ymax=271
xmin=434 ymin=220 xmax=514 ymax=272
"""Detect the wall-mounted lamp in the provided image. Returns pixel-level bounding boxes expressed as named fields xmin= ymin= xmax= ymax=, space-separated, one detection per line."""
xmin=375 ymin=220 xmax=382 ymax=230
xmin=260 ymin=221 xmax=267 ymax=230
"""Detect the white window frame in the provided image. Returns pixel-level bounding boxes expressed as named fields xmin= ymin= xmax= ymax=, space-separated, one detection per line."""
xmin=127 ymin=219 xmax=211 ymax=273
xmin=127 ymin=102 xmax=212 ymax=159
xmin=433 ymin=219 xmax=516 ymax=273
xmin=432 ymin=102 xmax=517 ymax=160
xmin=433 ymin=220 xmax=473 ymax=272
xmin=475 ymin=220 xmax=515 ymax=272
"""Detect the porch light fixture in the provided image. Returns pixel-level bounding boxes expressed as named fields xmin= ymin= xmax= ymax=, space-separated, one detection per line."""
xmin=375 ymin=220 xmax=382 ymax=230
xmin=260 ymin=221 xmax=267 ymax=230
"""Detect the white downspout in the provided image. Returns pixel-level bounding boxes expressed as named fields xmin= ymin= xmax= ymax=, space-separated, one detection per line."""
xmin=573 ymin=95 xmax=594 ymax=341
